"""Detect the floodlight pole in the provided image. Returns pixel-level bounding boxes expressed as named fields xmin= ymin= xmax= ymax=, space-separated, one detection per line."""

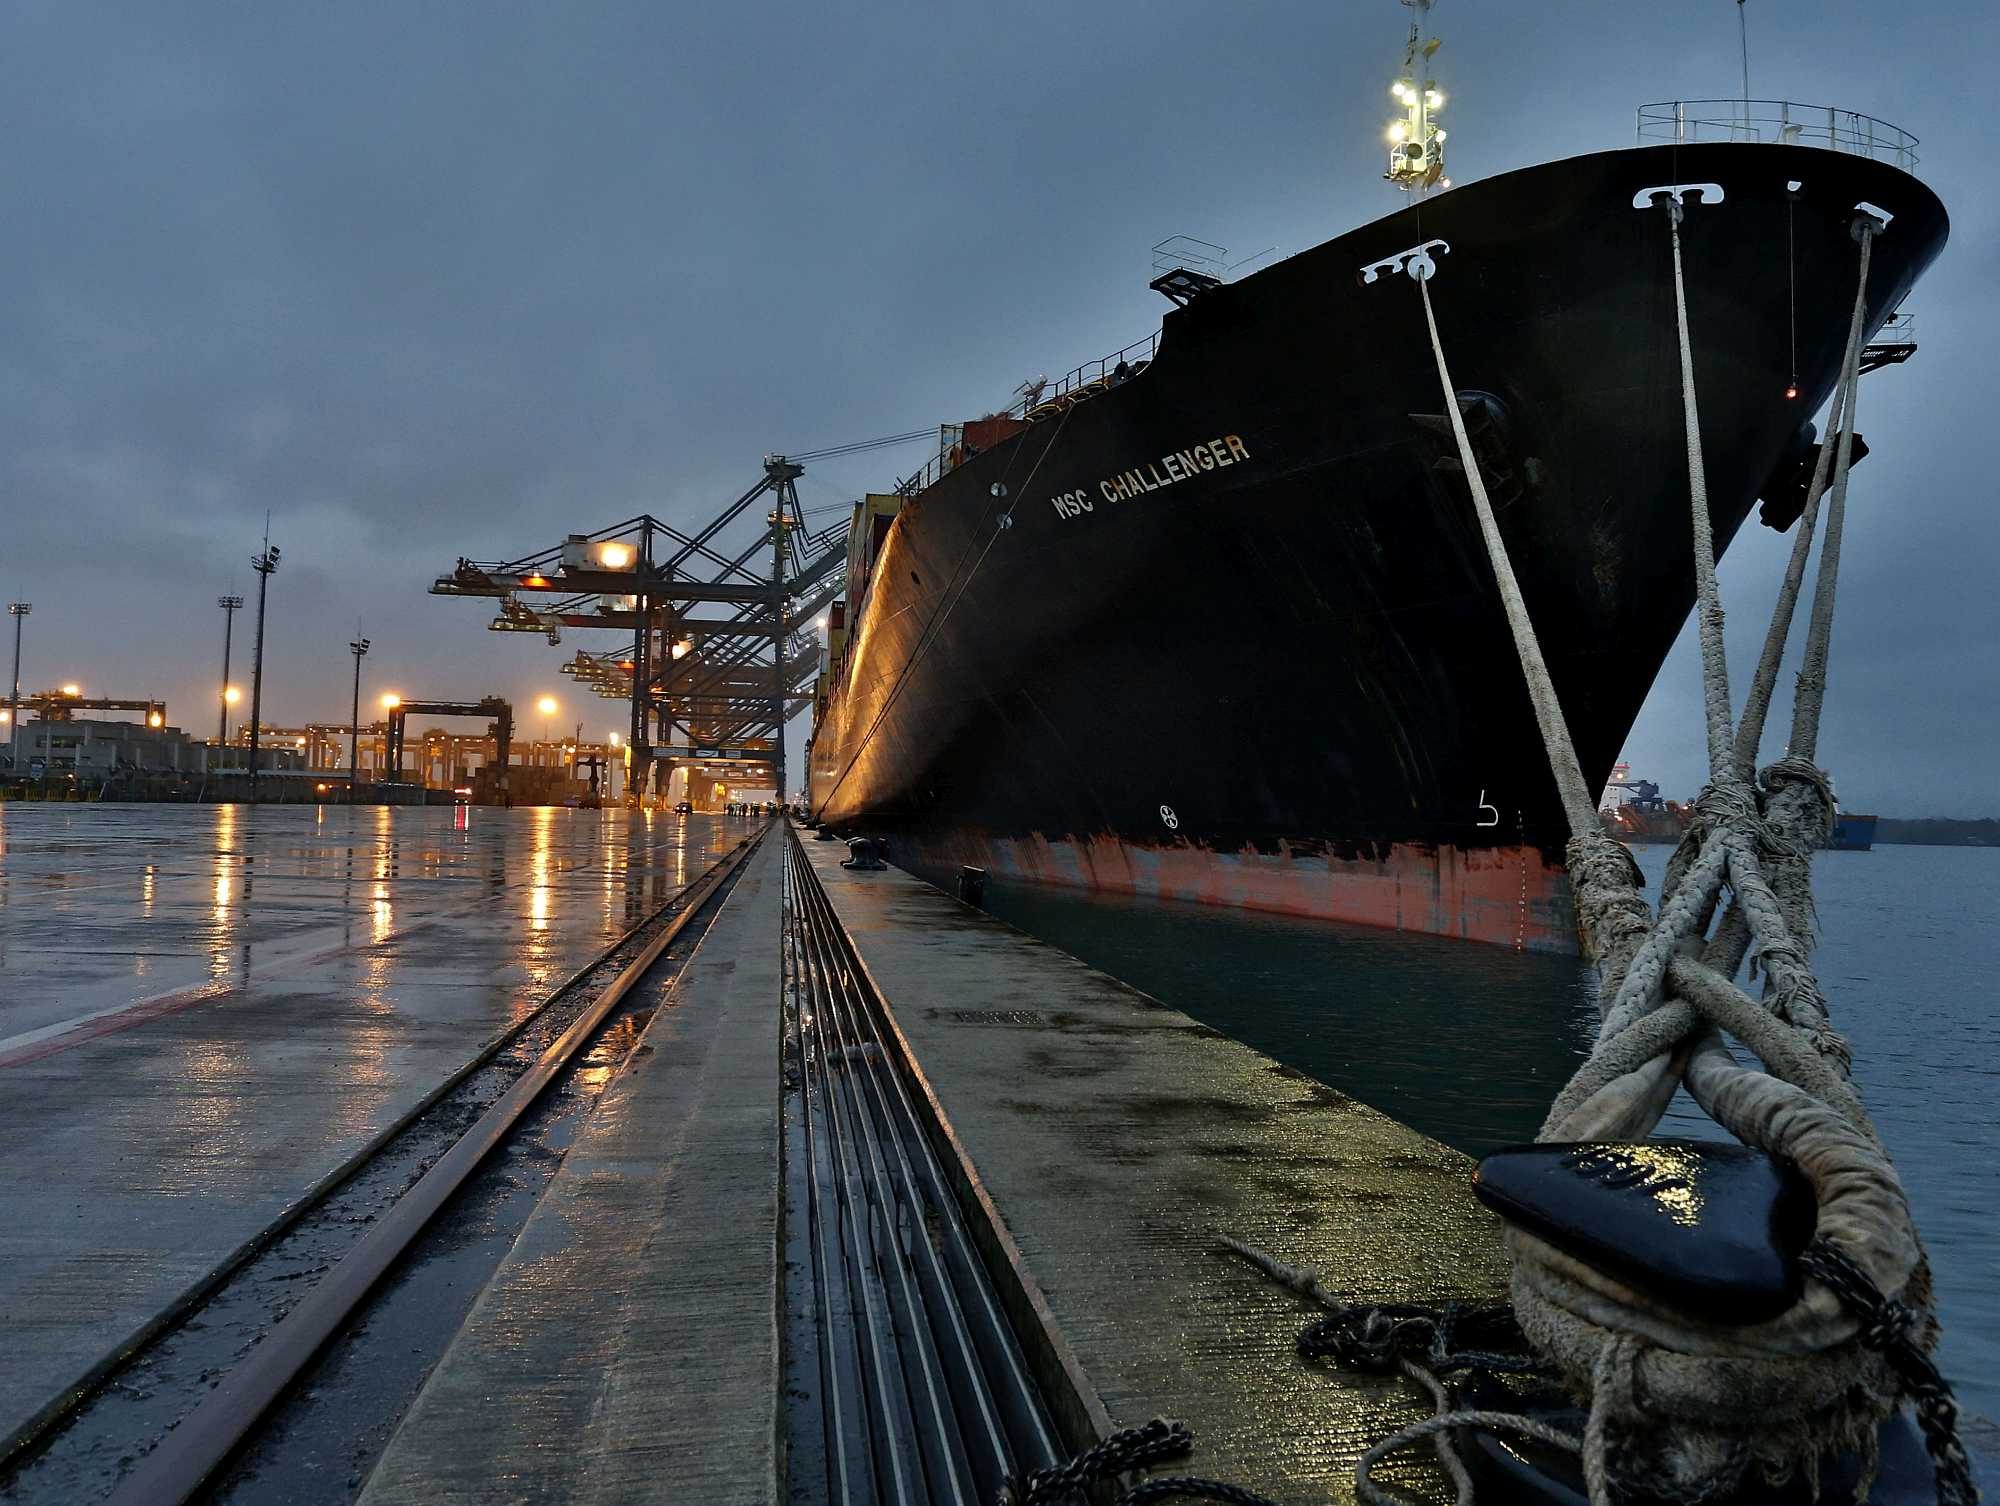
xmin=348 ymin=637 xmax=370 ymax=802
xmin=248 ymin=536 xmax=281 ymax=801
xmin=6 ymin=602 xmax=28 ymax=762
xmin=217 ymin=595 xmax=244 ymax=749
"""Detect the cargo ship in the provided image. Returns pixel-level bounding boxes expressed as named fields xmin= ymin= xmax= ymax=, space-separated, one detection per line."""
xmin=1830 ymin=812 xmax=1879 ymax=851
xmin=805 ymin=69 xmax=1946 ymax=951
xmin=1597 ymin=765 xmax=1692 ymax=846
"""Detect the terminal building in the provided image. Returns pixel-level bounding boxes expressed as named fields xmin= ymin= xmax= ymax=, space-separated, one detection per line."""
xmin=4 ymin=716 xmax=303 ymax=777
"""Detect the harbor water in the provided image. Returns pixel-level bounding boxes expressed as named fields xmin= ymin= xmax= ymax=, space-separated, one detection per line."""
xmin=981 ymin=842 xmax=1999 ymax=1418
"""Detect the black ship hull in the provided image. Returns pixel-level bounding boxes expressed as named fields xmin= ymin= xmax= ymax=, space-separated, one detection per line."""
xmin=807 ymin=143 xmax=1946 ymax=951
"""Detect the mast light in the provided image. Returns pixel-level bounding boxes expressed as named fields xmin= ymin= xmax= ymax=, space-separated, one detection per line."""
xmin=1383 ymin=0 xmax=1448 ymax=194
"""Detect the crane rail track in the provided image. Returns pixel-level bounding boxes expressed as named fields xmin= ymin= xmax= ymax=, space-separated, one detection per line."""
xmin=783 ymin=827 xmax=1064 ymax=1505
xmin=1 ymin=824 xmax=768 ymax=1506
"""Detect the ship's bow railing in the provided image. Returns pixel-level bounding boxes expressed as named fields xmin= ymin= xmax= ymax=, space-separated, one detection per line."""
xmin=893 ymin=331 xmax=1162 ymax=497
xmin=1637 ymin=100 xmax=1919 ymax=170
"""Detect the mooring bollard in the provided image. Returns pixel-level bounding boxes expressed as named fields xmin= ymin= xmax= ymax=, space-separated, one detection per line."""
xmin=841 ymin=837 xmax=887 ymax=871
xmin=957 ymin=865 xmax=987 ymax=908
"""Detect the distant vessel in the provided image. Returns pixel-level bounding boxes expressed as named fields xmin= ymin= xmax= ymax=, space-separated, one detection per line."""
xmin=806 ymin=69 xmax=1946 ymax=951
xmin=1830 ymin=811 xmax=1879 ymax=851
xmin=1598 ymin=765 xmax=1692 ymax=846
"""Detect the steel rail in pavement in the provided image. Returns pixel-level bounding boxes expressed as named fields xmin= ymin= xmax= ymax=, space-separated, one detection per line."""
xmin=786 ymin=857 xmax=890 ymax=1505
xmin=797 ymin=833 xmax=1062 ymax=1476
xmin=795 ymin=849 xmax=961 ymax=1503
xmin=793 ymin=844 xmax=1016 ymax=1492
xmin=103 ymin=825 xmax=769 ymax=1506
xmin=785 ymin=829 xmax=1060 ymax=1503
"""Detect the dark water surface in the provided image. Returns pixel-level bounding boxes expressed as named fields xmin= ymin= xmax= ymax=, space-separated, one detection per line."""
xmin=978 ymin=843 xmax=1998 ymax=1416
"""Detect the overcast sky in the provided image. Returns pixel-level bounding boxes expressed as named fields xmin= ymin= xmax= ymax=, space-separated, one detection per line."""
xmin=3 ymin=1 xmax=1994 ymax=811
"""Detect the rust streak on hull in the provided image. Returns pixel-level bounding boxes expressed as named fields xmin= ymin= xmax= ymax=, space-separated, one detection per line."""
xmin=894 ymin=833 xmax=1575 ymax=954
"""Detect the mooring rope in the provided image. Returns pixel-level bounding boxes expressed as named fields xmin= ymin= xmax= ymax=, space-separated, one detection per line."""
xmin=1415 ymin=274 xmax=1599 ymax=840
xmin=1230 ymin=199 xmax=1975 ymax=1505
xmin=1732 ymin=378 xmax=1846 ymax=781
xmin=1488 ymin=201 xmax=1968 ymax=1504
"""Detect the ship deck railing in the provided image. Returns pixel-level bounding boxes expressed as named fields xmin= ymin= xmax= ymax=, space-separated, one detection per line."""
xmin=896 ymin=331 xmax=1162 ymax=497
xmin=1637 ymin=100 xmax=1919 ymax=170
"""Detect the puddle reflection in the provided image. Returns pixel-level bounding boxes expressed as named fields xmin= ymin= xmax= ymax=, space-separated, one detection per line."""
xmin=2 ymin=805 xmax=736 ymax=1058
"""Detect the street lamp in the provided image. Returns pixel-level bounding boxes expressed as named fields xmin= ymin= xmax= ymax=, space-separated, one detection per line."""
xmin=6 ymin=602 xmax=28 ymax=758
xmin=348 ymin=637 xmax=370 ymax=802
xmin=536 ymin=695 xmax=557 ymax=745
xmin=248 ymin=537 xmax=281 ymax=801
xmin=217 ymin=595 xmax=245 ymax=746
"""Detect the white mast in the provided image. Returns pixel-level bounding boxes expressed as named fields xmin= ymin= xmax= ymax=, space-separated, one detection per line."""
xmin=1385 ymin=0 xmax=1449 ymax=194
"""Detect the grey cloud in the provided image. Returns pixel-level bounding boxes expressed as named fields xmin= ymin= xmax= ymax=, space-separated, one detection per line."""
xmin=2 ymin=1 xmax=1994 ymax=808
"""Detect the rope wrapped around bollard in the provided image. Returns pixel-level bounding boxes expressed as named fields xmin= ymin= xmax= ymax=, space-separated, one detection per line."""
xmin=1498 ymin=202 xmax=1973 ymax=1506
xmin=1221 ymin=197 xmax=1977 ymax=1506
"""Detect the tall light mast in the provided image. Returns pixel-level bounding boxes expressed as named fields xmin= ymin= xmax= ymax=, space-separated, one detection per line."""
xmin=1385 ymin=0 xmax=1450 ymax=194
xmin=217 ymin=595 xmax=244 ymax=745
xmin=248 ymin=535 xmax=281 ymax=801
xmin=348 ymin=635 xmax=370 ymax=801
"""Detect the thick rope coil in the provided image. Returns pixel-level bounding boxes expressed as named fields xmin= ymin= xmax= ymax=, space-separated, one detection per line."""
xmin=1403 ymin=207 xmax=1975 ymax=1504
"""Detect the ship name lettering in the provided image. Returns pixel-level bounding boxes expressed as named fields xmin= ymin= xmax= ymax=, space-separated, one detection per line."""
xmin=1070 ymin=434 xmax=1251 ymax=521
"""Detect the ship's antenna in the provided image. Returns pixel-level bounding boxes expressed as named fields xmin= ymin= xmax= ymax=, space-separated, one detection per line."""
xmin=1737 ymin=0 xmax=1751 ymax=128
xmin=1385 ymin=0 xmax=1448 ymax=195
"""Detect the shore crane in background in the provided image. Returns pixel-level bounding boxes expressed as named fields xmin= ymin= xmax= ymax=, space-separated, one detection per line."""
xmin=431 ymin=439 xmax=909 ymax=804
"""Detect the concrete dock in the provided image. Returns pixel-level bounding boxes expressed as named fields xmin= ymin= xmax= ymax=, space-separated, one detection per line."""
xmin=358 ymin=834 xmax=785 ymax=1506
xmin=338 ymin=834 xmax=1507 ymax=1504
xmin=799 ymin=835 xmax=1508 ymax=1500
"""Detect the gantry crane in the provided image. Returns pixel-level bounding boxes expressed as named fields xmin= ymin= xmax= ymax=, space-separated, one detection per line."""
xmin=382 ymin=697 xmax=513 ymax=792
xmin=430 ymin=444 xmax=896 ymax=803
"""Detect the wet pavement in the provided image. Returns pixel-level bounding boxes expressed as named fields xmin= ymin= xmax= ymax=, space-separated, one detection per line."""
xmin=0 ymin=803 xmax=745 ymax=1460
xmin=357 ymin=835 xmax=785 ymax=1506
xmin=803 ymin=834 xmax=1508 ymax=1504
